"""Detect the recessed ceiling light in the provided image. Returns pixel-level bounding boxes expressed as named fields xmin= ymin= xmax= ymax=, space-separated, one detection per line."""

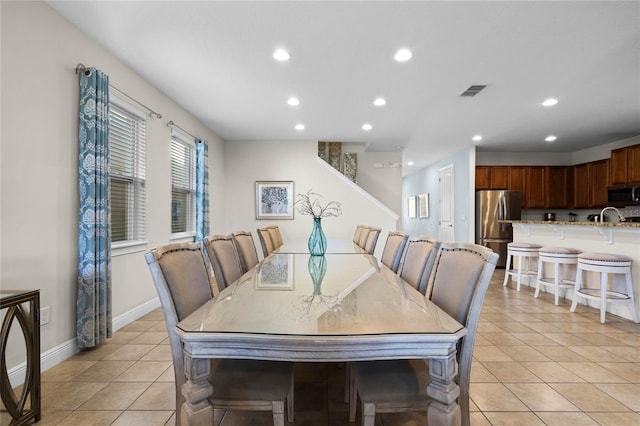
xmin=545 ymin=135 xmax=557 ymax=142
xmin=373 ymin=97 xmax=387 ymax=107
xmin=407 ymin=161 xmax=414 ymax=166
xmin=273 ymin=49 xmax=290 ymax=61
xmin=295 ymin=123 xmax=305 ymax=131
xmin=542 ymin=98 xmax=558 ymax=107
xmin=472 ymin=135 xmax=483 ymax=142
xmin=394 ymin=48 xmax=412 ymax=62
xmin=287 ymin=97 xmax=300 ymax=106
xmin=362 ymin=123 xmax=373 ymax=131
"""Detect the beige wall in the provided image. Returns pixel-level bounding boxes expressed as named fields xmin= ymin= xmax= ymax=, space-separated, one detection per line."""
xmin=224 ymin=141 xmax=399 ymax=260
xmin=0 ymin=1 xmax=225 ymax=367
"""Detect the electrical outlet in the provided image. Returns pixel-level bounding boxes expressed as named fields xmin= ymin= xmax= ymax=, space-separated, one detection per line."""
xmin=41 ymin=306 xmax=50 ymax=325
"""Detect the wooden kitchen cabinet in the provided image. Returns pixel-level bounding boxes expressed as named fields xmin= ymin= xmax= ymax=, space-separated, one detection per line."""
xmin=610 ymin=144 xmax=640 ymax=184
xmin=475 ymin=166 xmax=509 ymax=189
xmin=508 ymin=166 xmax=526 ymax=201
xmin=475 ymin=166 xmax=490 ymax=189
xmin=546 ymin=166 xmax=572 ymax=208
xmin=526 ymin=167 xmax=546 ymax=209
xmin=629 ymin=144 xmax=640 ymax=183
xmin=589 ymin=159 xmax=609 ymax=208
xmin=489 ymin=166 xmax=509 ymax=189
xmin=610 ymin=147 xmax=628 ymax=184
xmin=573 ymin=163 xmax=590 ymax=208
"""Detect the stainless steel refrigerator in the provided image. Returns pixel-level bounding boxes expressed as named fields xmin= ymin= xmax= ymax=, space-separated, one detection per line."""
xmin=476 ymin=190 xmax=522 ymax=268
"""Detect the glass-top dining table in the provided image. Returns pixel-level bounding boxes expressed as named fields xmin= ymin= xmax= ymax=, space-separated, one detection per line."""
xmin=176 ymin=251 xmax=467 ymax=426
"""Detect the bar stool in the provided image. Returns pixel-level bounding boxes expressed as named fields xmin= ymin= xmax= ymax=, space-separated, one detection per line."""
xmin=535 ymin=247 xmax=581 ymax=305
xmin=503 ymin=242 xmax=542 ymax=291
xmin=570 ymin=252 xmax=639 ymax=324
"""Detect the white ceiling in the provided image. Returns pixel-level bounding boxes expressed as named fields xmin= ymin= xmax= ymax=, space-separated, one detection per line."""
xmin=48 ymin=1 xmax=640 ymax=175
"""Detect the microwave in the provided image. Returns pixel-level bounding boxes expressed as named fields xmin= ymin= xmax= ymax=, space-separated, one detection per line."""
xmin=607 ymin=183 xmax=640 ymax=206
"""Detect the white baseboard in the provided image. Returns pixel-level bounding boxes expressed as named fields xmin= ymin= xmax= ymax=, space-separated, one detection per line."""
xmin=8 ymin=297 xmax=161 ymax=388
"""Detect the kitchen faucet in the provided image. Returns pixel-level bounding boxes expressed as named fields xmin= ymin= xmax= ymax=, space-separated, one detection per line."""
xmin=600 ymin=206 xmax=626 ymax=222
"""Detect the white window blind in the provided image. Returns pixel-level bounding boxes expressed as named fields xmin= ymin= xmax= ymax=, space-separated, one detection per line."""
xmin=110 ymin=100 xmax=146 ymax=244
xmin=170 ymin=132 xmax=195 ymax=236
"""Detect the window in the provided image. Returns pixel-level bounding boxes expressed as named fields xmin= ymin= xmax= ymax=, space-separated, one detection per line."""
xmin=110 ymin=97 xmax=146 ymax=246
xmin=170 ymin=132 xmax=195 ymax=237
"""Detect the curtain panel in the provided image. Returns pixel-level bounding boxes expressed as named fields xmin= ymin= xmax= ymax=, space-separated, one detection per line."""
xmin=77 ymin=68 xmax=112 ymax=349
xmin=195 ymin=139 xmax=210 ymax=242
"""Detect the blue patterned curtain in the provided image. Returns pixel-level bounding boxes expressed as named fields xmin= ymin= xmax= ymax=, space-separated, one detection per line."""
xmin=195 ymin=139 xmax=210 ymax=242
xmin=77 ymin=68 xmax=112 ymax=349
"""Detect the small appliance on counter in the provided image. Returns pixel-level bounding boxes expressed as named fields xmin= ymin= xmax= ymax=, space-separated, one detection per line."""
xmin=568 ymin=212 xmax=577 ymax=222
xmin=544 ymin=212 xmax=556 ymax=221
xmin=587 ymin=214 xmax=601 ymax=222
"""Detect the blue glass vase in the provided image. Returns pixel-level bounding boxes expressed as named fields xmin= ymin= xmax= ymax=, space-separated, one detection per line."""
xmin=308 ymin=217 xmax=327 ymax=256
xmin=308 ymin=255 xmax=327 ymax=295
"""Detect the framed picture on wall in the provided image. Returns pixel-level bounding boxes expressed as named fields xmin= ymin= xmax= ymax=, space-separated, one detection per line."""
xmin=255 ymin=181 xmax=295 ymax=219
xmin=418 ymin=193 xmax=429 ymax=218
xmin=407 ymin=196 xmax=417 ymax=218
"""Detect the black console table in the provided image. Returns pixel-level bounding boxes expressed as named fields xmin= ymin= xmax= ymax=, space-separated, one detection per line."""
xmin=1 ymin=289 xmax=40 ymax=425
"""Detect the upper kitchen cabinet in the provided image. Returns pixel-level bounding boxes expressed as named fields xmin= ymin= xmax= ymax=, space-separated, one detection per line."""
xmin=589 ymin=159 xmax=610 ymax=207
xmin=508 ymin=166 xmax=526 ymax=198
xmin=610 ymin=144 xmax=640 ymax=184
xmin=475 ymin=166 xmax=490 ymax=190
xmin=475 ymin=166 xmax=508 ymax=190
xmin=546 ymin=166 xmax=573 ymax=208
xmin=573 ymin=163 xmax=590 ymax=208
xmin=526 ymin=166 xmax=546 ymax=209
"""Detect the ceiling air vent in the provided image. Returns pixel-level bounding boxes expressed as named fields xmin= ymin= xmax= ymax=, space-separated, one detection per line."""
xmin=460 ymin=85 xmax=487 ymax=97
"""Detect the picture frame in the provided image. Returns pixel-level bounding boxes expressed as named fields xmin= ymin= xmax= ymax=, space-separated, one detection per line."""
xmin=255 ymin=181 xmax=294 ymax=220
xmin=407 ymin=196 xmax=417 ymax=218
xmin=418 ymin=193 xmax=429 ymax=218
xmin=256 ymin=254 xmax=294 ymax=290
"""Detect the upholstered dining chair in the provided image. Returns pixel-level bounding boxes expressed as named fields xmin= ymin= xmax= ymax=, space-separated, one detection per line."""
xmin=266 ymin=225 xmax=283 ymax=249
xmin=353 ymin=225 xmax=366 ymax=244
xmin=203 ymin=234 xmax=245 ymax=293
xmin=257 ymin=227 xmax=276 ymax=258
xmin=356 ymin=226 xmax=370 ymax=249
xmin=232 ymin=230 xmax=259 ymax=273
xmin=145 ymin=243 xmax=294 ymax=426
xmin=349 ymin=243 xmax=499 ymax=426
xmin=397 ymin=236 xmax=441 ymax=296
xmin=380 ymin=232 xmax=409 ymax=272
xmin=363 ymin=227 xmax=381 ymax=255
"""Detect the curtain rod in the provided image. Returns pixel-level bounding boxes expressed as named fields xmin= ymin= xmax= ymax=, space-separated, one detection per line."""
xmin=75 ymin=63 xmax=162 ymax=119
xmin=167 ymin=121 xmax=198 ymax=141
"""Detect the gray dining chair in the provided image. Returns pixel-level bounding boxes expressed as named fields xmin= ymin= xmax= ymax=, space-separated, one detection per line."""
xmin=257 ymin=227 xmax=276 ymax=258
xmin=145 ymin=242 xmax=294 ymax=426
xmin=352 ymin=225 xmax=366 ymax=244
xmin=397 ymin=236 xmax=441 ymax=296
xmin=380 ymin=232 xmax=409 ymax=272
xmin=348 ymin=243 xmax=499 ymax=426
xmin=232 ymin=230 xmax=259 ymax=273
xmin=356 ymin=226 xmax=370 ymax=249
xmin=363 ymin=227 xmax=381 ymax=255
xmin=203 ymin=234 xmax=244 ymax=293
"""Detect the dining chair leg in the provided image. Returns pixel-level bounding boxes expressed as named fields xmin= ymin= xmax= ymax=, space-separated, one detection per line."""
xmin=287 ymin=374 xmax=294 ymax=422
xmin=348 ymin=372 xmax=357 ymax=422
xmin=362 ymin=402 xmax=376 ymax=426
xmin=272 ymin=401 xmax=285 ymax=426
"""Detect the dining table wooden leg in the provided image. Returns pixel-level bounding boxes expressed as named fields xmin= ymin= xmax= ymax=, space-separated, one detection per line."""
xmin=181 ymin=356 xmax=213 ymax=426
xmin=426 ymin=352 xmax=461 ymax=426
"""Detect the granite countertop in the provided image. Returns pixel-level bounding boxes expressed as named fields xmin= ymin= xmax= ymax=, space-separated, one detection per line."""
xmin=500 ymin=219 xmax=640 ymax=228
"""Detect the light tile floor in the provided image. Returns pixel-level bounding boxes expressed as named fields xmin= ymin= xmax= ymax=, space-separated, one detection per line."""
xmin=4 ymin=269 xmax=640 ymax=425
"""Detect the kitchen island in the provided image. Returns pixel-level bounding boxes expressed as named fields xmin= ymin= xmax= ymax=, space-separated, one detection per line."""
xmin=501 ymin=220 xmax=640 ymax=322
